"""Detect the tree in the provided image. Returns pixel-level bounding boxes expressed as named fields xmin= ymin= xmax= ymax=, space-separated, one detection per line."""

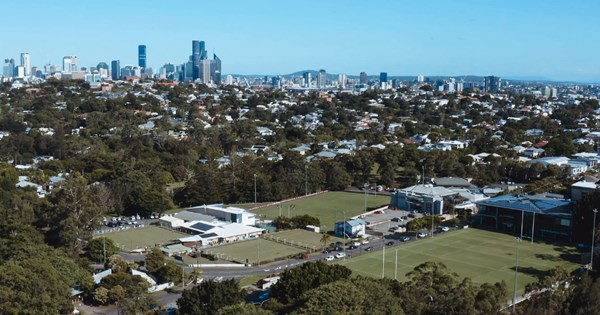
xmin=522 ymin=266 xmax=573 ymax=314
xmin=177 ymin=279 xmax=244 ymax=315
xmin=320 ymin=233 xmax=332 ymax=251
xmin=270 ymin=261 xmax=352 ymax=305
xmin=87 ymin=237 xmax=119 ymax=263
xmin=215 ymin=304 xmax=274 ymax=315
xmin=293 ymin=280 xmax=366 ymax=315
xmin=0 ymin=259 xmax=73 ymax=314
xmin=145 ymin=248 xmax=166 ymax=275
xmin=157 ymin=262 xmax=183 ymax=284
xmin=44 ymin=173 xmax=112 ymax=254
xmin=93 ymin=286 xmax=110 ymax=304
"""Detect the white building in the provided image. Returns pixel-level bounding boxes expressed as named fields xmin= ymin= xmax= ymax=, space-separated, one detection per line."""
xmin=186 ymin=204 xmax=257 ymax=225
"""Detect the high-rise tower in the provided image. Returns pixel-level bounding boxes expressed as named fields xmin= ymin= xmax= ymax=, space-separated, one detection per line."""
xmin=138 ymin=45 xmax=147 ymax=68
xmin=111 ymin=60 xmax=121 ymax=80
xmin=20 ymin=53 xmax=30 ymax=76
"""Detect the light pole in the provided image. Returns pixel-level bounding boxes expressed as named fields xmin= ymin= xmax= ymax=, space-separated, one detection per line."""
xmin=431 ymin=214 xmax=434 ymax=238
xmin=364 ymin=183 xmax=368 ymax=212
xmin=341 ymin=210 xmax=347 ymax=260
xmin=513 ymin=237 xmax=522 ymax=313
xmin=305 ymin=164 xmax=308 ymax=196
xmin=257 ymin=235 xmax=261 ymax=267
xmin=591 ymin=209 xmax=598 ymax=270
xmin=254 ymin=174 xmax=257 ymax=207
xmin=382 ymin=240 xmax=386 ymax=278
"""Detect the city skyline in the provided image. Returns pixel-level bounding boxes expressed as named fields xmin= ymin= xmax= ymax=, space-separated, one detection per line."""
xmin=1 ymin=1 xmax=600 ymax=82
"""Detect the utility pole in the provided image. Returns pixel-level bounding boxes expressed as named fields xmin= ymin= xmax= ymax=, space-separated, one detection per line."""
xmin=364 ymin=183 xmax=368 ymax=212
xmin=103 ymin=237 xmax=106 ymax=266
xmin=513 ymin=237 xmax=521 ymax=313
xmin=382 ymin=240 xmax=386 ymax=278
xmin=591 ymin=209 xmax=598 ymax=270
xmin=254 ymin=174 xmax=257 ymax=207
xmin=305 ymin=164 xmax=308 ymax=196
xmin=394 ymin=249 xmax=398 ymax=280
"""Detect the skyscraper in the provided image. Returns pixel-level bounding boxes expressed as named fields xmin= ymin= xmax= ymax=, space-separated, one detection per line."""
xmin=212 ymin=54 xmax=221 ymax=84
xmin=111 ymin=60 xmax=121 ymax=80
xmin=379 ymin=72 xmax=387 ymax=83
xmin=359 ymin=72 xmax=368 ymax=84
xmin=484 ymin=76 xmax=501 ymax=92
xmin=3 ymin=59 xmax=15 ymax=77
xmin=20 ymin=53 xmax=30 ymax=76
xmin=302 ymin=72 xmax=311 ymax=87
xmin=199 ymin=41 xmax=207 ymax=60
xmin=338 ymin=73 xmax=347 ymax=88
xmin=138 ymin=45 xmax=147 ymax=68
xmin=62 ymin=56 xmax=77 ymax=72
xmin=317 ymin=69 xmax=327 ymax=88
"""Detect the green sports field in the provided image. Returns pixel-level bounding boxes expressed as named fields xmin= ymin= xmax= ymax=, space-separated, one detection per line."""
xmin=253 ymin=192 xmax=390 ymax=232
xmin=203 ymin=238 xmax=305 ymax=265
xmin=338 ymin=228 xmax=581 ymax=295
xmin=100 ymin=226 xmax=188 ymax=251
xmin=267 ymin=229 xmax=344 ymax=249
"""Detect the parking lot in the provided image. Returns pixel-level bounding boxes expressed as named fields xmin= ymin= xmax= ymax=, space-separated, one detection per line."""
xmin=362 ymin=208 xmax=427 ymax=241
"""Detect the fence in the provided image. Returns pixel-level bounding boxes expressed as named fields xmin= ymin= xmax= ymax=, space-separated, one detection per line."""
xmin=248 ymin=190 xmax=329 ymax=211
xmin=262 ymin=235 xmax=318 ymax=252
xmin=148 ymin=282 xmax=174 ymax=293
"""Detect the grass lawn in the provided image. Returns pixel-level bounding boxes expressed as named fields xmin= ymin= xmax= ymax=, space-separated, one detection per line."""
xmin=253 ymin=192 xmax=390 ymax=232
xmin=268 ymin=229 xmax=344 ymax=250
xmin=338 ymin=228 xmax=581 ymax=295
xmin=101 ymin=226 xmax=188 ymax=251
xmin=203 ymin=239 xmax=304 ymax=265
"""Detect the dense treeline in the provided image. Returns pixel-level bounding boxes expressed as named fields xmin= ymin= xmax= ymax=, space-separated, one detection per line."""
xmin=175 ymin=261 xmax=600 ymax=315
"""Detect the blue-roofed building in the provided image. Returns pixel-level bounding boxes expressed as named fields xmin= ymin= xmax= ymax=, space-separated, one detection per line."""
xmin=334 ymin=218 xmax=366 ymax=238
xmin=475 ymin=194 xmax=575 ymax=242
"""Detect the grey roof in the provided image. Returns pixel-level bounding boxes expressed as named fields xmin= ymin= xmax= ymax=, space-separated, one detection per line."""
xmin=398 ymin=184 xmax=456 ymax=197
xmin=174 ymin=210 xmax=216 ymax=222
xmin=434 ymin=177 xmax=472 ymax=188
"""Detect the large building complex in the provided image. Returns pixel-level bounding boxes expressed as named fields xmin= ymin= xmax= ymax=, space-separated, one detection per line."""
xmin=476 ymin=194 xmax=575 ymax=242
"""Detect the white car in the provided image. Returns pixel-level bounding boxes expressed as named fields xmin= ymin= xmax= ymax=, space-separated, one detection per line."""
xmin=417 ymin=232 xmax=428 ymax=238
xmin=362 ymin=239 xmax=369 ymax=245
xmin=440 ymin=226 xmax=450 ymax=232
xmin=352 ymin=241 xmax=361 ymax=247
xmin=335 ymin=252 xmax=346 ymax=259
xmin=325 ymin=255 xmax=335 ymax=261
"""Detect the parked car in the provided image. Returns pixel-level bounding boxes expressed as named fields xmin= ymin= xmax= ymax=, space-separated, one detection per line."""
xmin=401 ymin=215 xmax=408 ymax=220
xmin=352 ymin=241 xmax=361 ymax=247
xmin=365 ymin=246 xmax=374 ymax=251
xmin=417 ymin=232 xmax=428 ymax=238
xmin=440 ymin=226 xmax=450 ymax=232
xmin=386 ymin=241 xmax=395 ymax=246
xmin=389 ymin=227 xmax=398 ymax=232
xmin=362 ymin=239 xmax=369 ymax=244
xmin=348 ymin=245 xmax=358 ymax=250
xmin=325 ymin=256 xmax=335 ymax=261
xmin=400 ymin=236 xmax=411 ymax=242
xmin=391 ymin=217 xmax=403 ymax=222
xmin=335 ymin=252 xmax=346 ymax=259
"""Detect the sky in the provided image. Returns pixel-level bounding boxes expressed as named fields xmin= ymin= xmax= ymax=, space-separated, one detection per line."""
xmin=2 ymin=0 xmax=600 ymax=82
